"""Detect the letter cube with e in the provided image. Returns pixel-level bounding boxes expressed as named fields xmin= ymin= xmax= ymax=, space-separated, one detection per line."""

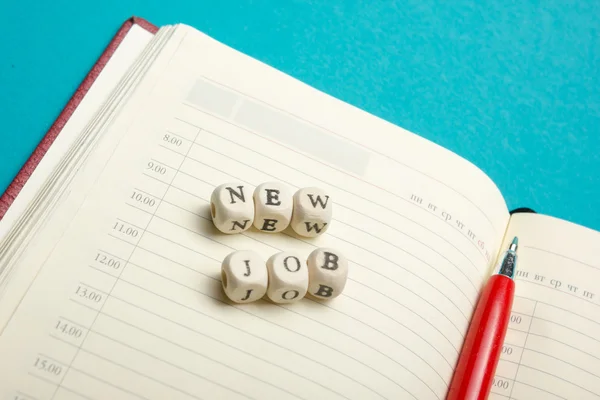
xmin=211 ymin=183 xmax=255 ymax=234
xmin=221 ymin=250 xmax=268 ymax=303
xmin=266 ymin=252 xmax=309 ymax=303
xmin=307 ymin=248 xmax=348 ymax=300
xmin=253 ymin=182 xmax=293 ymax=233
xmin=290 ymin=187 xmax=332 ymax=237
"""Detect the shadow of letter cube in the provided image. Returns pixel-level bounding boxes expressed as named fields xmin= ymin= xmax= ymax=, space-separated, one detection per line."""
xmin=307 ymin=248 xmax=348 ymax=300
xmin=221 ymin=250 xmax=268 ymax=303
xmin=290 ymin=187 xmax=332 ymax=237
xmin=253 ymin=182 xmax=293 ymax=233
xmin=211 ymin=183 xmax=255 ymax=234
xmin=266 ymin=252 xmax=309 ymax=303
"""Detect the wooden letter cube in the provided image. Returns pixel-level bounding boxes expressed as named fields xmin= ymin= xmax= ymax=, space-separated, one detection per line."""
xmin=211 ymin=183 xmax=255 ymax=234
xmin=221 ymin=250 xmax=268 ymax=303
xmin=253 ymin=182 xmax=293 ymax=233
xmin=266 ymin=252 xmax=309 ymax=303
xmin=290 ymin=187 xmax=332 ymax=237
xmin=307 ymin=248 xmax=348 ymax=300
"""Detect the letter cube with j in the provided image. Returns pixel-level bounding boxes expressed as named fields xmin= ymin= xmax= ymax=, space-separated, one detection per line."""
xmin=290 ymin=187 xmax=332 ymax=237
xmin=307 ymin=248 xmax=348 ymax=299
xmin=266 ymin=252 xmax=309 ymax=303
xmin=221 ymin=250 xmax=268 ymax=303
xmin=253 ymin=182 xmax=293 ymax=233
xmin=211 ymin=183 xmax=255 ymax=234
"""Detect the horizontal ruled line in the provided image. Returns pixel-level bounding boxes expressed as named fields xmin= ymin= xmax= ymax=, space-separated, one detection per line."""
xmin=97 ymin=249 xmax=128 ymax=262
xmin=56 ymin=316 xmax=89 ymax=329
xmin=524 ymin=347 xmax=600 ymax=379
xmin=528 ymin=332 xmax=600 ymax=362
xmin=77 ymin=282 xmax=110 ymax=295
xmin=28 ymin=371 xmax=61 ymax=388
xmin=115 ymin=218 xmax=146 ymax=232
xmin=108 ymin=233 xmax=138 ymax=245
xmin=87 ymin=264 xmax=119 ymax=278
xmin=519 ymin=363 xmax=598 ymax=397
xmin=125 ymin=202 xmax=154 ymax=215
xmin=523 ymin=245 xmax=600 ymax=272
xmin=515 ymin=295 xmax=600 ymax=328
xmin=531 ymin=315 xmax=600 ymax=346
xmin=67 ymin=365 xmax=151 ymax=400
xmin=142 ymin=172 xmax=170 ymax=185
xmin=149 ymin=157 xmax=178 ymax=171
xmin=133 ymin=187 xmax=161 ymax=199
xmin=54 ymin=385 xmax=95 ymax=400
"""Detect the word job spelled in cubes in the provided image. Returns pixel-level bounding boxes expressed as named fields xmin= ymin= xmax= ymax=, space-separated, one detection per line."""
xmin=210 ymin=182 xmax=332 ymax=237
xmin=221 ymin=248 xmax=348 ymax=304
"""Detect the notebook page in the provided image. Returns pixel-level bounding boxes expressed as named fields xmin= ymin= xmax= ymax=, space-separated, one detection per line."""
xmin=0 ymin=24 xmax=510 ymax=400
xmin=490 ymin=214 xmax=600 ymax=400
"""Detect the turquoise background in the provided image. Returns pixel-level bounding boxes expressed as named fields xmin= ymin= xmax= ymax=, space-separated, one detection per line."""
xmin=1 ymin=0 xmax=598 ymax=230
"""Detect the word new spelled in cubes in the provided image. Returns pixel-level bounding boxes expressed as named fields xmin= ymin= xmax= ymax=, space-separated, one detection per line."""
xmin=266 ymin=251 xmax=309 ymax=303
xmin=211 ymin=183 xmax=255 ymax=234
xmin=307 ymin=248 xmax=348 ymax=300
xmin=291 ymin=187 xmax=332 ymax=237
xmin=253 ymin=182 xmax=293 ymax=233
xmin=221 ymin=250 xmax=268 ymax=303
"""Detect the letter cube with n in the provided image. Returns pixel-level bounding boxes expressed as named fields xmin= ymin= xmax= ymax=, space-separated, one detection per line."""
xmin=307 ymin=248 xmax=348 ymax=299
xmin=290 ymin=187 xmax=332 ymax=237
xmin=211 ymin=183 xmax=255 ymax=234
xmin=253 ymin=182 xmax=293 ymax=233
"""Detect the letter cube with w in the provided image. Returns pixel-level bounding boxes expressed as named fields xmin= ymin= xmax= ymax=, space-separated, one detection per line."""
xmin=211 ymin=183 xmax=255 ymax=234
xmin=290 ymin=187 xmax=332 ymax=237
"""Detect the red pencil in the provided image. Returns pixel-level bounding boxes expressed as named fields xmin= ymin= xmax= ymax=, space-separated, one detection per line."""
xmin=447 ymin=237 xmax=518 ymax=400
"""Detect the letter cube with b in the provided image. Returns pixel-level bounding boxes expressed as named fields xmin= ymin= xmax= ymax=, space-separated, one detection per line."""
xmin=253 ymin=182 xmax=293 ymax=233
xmin=266 ymin=252 xmax=309 ymax=303
xmin=307 ymin=248 xmax=348 ymax=300
xmin=211 ymin=183 xmax=255 ymax=234
xmin=221 ymin=250 xmax=268 ymax=303
xmin=290 ymin=187 xmax=332 ymax=237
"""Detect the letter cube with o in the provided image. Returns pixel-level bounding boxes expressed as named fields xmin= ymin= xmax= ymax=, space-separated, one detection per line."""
xmin=290 ymin=187 xmax=332 ymax=237
xmin=253 ymin=182 xmax=293 ymax=233
xmin=221 ymin=250 xmax=268 ymax=303
xmin=266 ymin=252 xmax=309 ymax=303
xmin=307 ymin=248 xmax=348 ymax=300
xmin=211 ymin=183 xmax=255 ymax=234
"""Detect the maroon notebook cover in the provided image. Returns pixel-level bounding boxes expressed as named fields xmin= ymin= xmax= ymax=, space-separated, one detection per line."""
xmin=0 ymin=17 xmax=158 ymax=220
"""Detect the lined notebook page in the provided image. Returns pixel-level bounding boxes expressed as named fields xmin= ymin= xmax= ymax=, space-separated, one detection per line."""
xmin=490 ymin=214 xmax=600 ymax=400
xmin=0 ymin=25 xmax=510 ymax=400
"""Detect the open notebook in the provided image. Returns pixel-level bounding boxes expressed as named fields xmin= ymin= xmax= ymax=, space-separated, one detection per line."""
xmin=0 ymin=18 xmax=598 ymax=400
